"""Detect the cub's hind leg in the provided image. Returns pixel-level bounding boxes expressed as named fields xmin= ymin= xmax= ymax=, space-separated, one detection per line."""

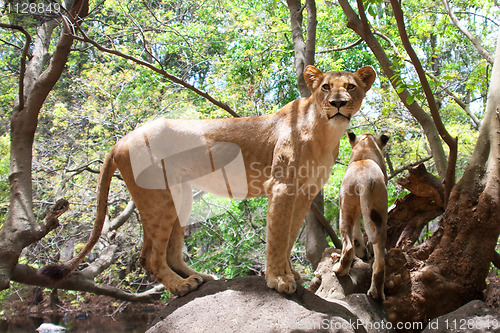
xmin=365 ymin=206 xmax=387 ymax=301
xmin=333 ymin=208 xmax=360 ymax=277
xmin=367 ymin=239 xmax=386 ymax=301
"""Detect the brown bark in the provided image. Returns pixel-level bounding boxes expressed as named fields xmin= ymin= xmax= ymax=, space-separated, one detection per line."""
xmin=0 ymin=1 xmax=88 ymax=290
xmin=287 ymin=0 xmax=316 ymax=98
xmin=389 ymin=0 xmax=458 ymax=205
xmin=0 ymin=1 xmax=97 ymax=292
xmin=386 ymin=164 xmax=445 ymax=249
xmin=12 ymin=264 xmax=162 ymax=303
xmin=383 ymin=31 xmax=500 ymax=327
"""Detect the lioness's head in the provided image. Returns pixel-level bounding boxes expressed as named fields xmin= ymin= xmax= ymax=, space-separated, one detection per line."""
xmin=303 ymin=65 xmax=376 ymax=121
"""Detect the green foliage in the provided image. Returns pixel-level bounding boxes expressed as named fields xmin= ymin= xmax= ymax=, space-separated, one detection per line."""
xmin=0 ymin=0 xmax=496 ymax=301
xmin=186 ymin=197 xmax=268 ymax=278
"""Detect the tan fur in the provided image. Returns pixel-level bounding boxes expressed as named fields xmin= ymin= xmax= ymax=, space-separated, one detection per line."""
xmin=38 ymin=66 xmax=376 ymax=296
xmin=333 ymin=132 xmax=389 ymax=301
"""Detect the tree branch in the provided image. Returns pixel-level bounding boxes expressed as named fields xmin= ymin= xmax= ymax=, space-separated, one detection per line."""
xmin=0 ymin=24 xmax=31 ymax=111
xmin=372 ymin=28 xmax=480 ymax=128
xmin=388 ymin=155 xmax=433 ymax=180
xmin=12 ymin=263 xmax=162 ymax=303
xmin=433 ymin=77 xmax=481 ymax=128
xmin=305 ymin=0 xmax=317 ymax=69
xmin=337 ymin=0 xmax=448 ymax=179
xmin=317 ymin=38 xmax=362 ymax=54
xmin=310 ymin=204 xmax=342 ymax=249
xmin=103 ymin=200 xmax=136 ymax=236
xmin=441 ymin=0 xmax=494 ymax=65
xmin=389 ymin=0 xmax=458 ymax=205
xmin=68 ymin=17 xmax=239 ymax=118
xmin=287 ymin=0 xmax=309 ymax=97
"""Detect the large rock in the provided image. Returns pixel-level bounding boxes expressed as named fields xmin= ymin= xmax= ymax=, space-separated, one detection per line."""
xmin=422 ymin=300 xmax=500 ymax=332
xmin=147 ymin=276 xmax=393 ymax=333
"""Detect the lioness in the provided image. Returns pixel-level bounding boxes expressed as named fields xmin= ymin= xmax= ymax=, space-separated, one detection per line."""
xmin=39 ymin=65 xmax=376 ymax=296
xmin=333 ymin=132 xmax=389 ymax=301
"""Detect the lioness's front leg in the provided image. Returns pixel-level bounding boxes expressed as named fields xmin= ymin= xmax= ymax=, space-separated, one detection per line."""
xmin=265 ymin=182 xmax=298 ymax=294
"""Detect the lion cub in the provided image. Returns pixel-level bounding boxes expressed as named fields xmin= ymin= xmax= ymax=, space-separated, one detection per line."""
xmin=333 ymin=132 xmax=390 ymax=301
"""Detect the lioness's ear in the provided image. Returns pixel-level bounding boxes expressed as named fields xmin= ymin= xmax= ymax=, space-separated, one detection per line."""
xmin=304 ymin=65 xmax=324 ymax=92
xmin=378 ymin=133 xmax=390 ymax=148
xmin=354 ymin=66 xmax=377 ymax=92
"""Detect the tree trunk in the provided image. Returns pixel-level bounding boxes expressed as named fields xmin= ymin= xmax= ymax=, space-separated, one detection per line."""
xmin=0 ymin=0 xmax=89 ymax=291
xmin=286 ymin=0 xmax=327 ymax=269
xmin=384 ymin=31 xmax=500 ymax=326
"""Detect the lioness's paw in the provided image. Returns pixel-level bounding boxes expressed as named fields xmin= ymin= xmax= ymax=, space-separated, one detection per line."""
xmin=332 ymin=262 xmax=350 ymax=277
xmin=266 ymin=274 xmax=296 ymax=294
xmin=171 ymin=275 xmax=203 ymax=297
xmin=199 ymin=273 xmax=217 ymax=282
xmin=367 ymin=286 xmax=385 ymax=302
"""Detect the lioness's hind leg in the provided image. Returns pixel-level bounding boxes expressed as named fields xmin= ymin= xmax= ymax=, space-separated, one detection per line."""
xmin=138 ymin=199 xmax=202 ymax=297
xmin=167 ymin=219 xmax=215 ymax=282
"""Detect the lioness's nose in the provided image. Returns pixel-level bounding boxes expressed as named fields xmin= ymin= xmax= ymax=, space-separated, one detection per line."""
xmin=330 ymin=100 xmax=347 ymax=109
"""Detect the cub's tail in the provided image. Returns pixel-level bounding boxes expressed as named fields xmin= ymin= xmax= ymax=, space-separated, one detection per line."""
xmin=37 ymin=150 xmax=118 ymax=281
xmin=359 ymin=181 xmax=385 ymax=242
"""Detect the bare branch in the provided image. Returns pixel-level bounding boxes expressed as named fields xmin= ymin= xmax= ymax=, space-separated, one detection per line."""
xmin=103 ymin=200 xmax=136 ymax=235
xmin=428 ymin=73 xmax=481 ymax=128
xmin=371 ymin=29 xmax=481 ymax=129
xmin=310 ymin=204 xmax=342 ymax=249
xmin=0 ymin=23 xmax=32 ymax=111
xmin=441 ymin=0 xmax=494 ymax=65
xmin=66 ymin=159 xmax=123 ymax=180
xmin=389 ymin=0 xmax=458 ymax=205
xmin=67 ymin=17 xmax=239 ymax=117
xmin=337 ymin=0 xmax=448 ymax=179
xmin=12 ymin=263 xmax=162 ymax=303
xmin=80 ymin=245 xmax=117 ymax=278
xmin=317 ymin=38 xmax=362 ymax=54
xmin=372 ymin=30 xmax=404 ymax=58
xmin=388 ymin=156 xmax=433 ymax=180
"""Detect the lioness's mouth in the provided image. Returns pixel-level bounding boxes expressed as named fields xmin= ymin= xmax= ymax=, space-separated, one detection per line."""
xmin=328 ymin=112 xmax=351 ymax=121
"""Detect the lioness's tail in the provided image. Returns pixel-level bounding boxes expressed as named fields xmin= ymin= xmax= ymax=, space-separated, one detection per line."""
xmin=37 ymin=150 xmax=118 ymax=281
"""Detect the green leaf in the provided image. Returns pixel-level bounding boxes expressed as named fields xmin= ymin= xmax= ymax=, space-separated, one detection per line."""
xmin=406 ymin=95 xmax=415 ymax=105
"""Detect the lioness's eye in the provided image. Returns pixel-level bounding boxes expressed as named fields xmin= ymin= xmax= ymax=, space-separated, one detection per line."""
xmin=347 ymin=83 xmax=356 ymax=90
xmin=321 ymin=84 xmax=330 ymax=91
